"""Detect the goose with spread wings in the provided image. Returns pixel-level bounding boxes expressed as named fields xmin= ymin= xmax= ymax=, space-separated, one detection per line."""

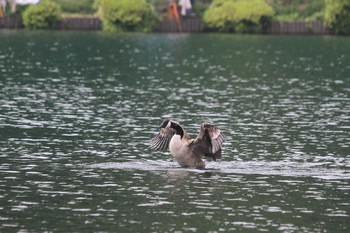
xmin=150 ymin=119 xmax=225 ymax=169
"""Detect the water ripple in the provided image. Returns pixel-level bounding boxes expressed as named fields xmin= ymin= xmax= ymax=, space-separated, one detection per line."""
xmin=1 ymin=32 xmax=349 ymax=233
xmin=87 ymin=160 xmax=350 ymax=180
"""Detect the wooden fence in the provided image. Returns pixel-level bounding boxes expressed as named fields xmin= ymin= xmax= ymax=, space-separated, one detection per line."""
xmin=58 ymin=17 xmax=102 ymax=30
xmin=0 ymin=16 xmax=102 ymax=30
xmin=157 ymin=19 xmax=330 ymax=34
xmin=266 ymin=21 xmax=330 ymax=35
xmin=0 ymin=16 xmax=22 ymax=29
xmin=0 ymin=16 xmax=331 ymax=34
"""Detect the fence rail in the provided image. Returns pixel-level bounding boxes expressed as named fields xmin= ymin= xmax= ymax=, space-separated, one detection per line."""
xmin=59 ymin=17 xmax=102 ymax=30
xmin=267 ymin=21 xmax=329 ymax=35
xmin=0 ymin=16 xmax=22 ymax=29
xmin=0 ymin=16 xmax=330 ymax=34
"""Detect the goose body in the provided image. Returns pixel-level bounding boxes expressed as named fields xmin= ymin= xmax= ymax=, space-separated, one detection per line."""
xmin=150 ymin=119 xmax=225 ymax=169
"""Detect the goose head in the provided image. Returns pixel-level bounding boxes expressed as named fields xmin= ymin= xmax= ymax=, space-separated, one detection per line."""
xmin=159 ymin=119 xmax=171 ymax=129
xmin=159 ymin=119 xmax=184 ymax=138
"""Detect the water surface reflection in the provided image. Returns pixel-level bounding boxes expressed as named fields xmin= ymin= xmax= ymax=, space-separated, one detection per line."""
xmin=0 ymin=32 xmax=349 ymax=232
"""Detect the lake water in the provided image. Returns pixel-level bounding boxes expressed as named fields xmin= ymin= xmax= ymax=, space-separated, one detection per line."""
xmin=0 ymin=31 xmax=349 ymax=232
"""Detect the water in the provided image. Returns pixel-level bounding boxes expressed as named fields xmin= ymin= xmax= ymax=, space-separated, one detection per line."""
xmin=0 ymin=31 xmax=350 ymax=232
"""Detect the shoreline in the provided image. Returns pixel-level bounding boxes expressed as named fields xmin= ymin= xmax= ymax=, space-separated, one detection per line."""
xmin=0 ymin=16 xmax=332 ymax=35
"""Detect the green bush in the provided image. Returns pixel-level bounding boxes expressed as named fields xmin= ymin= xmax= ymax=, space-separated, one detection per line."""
xmin=324 ymin=0 xmax=350 ymax=35
xmin=193 ymin=1 xmax=211 ymax=18
xmin=53 ymin=0 xmax=96 ymax=14
xmin=203 ymin=0 xmax=275 ymax=33
xmin=271 ymin=0 xmax=324 ymax=22
xmin=22 ymin=0 xmax=61 ymax=29
xmin=4 ymin=5 xmax=28 ymax=16
xmin=95 ymin=0 xmax=158 ymax=32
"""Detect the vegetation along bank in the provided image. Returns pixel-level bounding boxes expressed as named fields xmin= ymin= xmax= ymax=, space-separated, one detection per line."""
xmin=0 ymin=0 xmax=349 ymax=35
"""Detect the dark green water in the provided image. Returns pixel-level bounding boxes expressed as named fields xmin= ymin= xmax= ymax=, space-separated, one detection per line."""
xmin=0 ymin=31 xmax=349 ymax=232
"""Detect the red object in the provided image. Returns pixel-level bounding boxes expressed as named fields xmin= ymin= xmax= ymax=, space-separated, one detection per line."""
xmin=167 ymin=1 xmax=182 ymax=32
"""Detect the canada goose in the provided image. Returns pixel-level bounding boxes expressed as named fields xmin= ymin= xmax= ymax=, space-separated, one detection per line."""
xmin=150 ymin=119 xmax=225 ymax=169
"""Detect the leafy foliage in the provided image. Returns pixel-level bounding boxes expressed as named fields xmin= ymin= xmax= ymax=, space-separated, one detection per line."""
xmin=203 ymin=0 xmax=275 ymax=33
xmin=151 ymin=0 xmax=169 ymax=17
xmin=192 ymin=1 xmax=211 ymax=18
xmin=271 ymin=0 xmax=324 ymax=21
xmin=95 ymin=0 xmax=158 ymax=32
xmin=53 ymin=0 xmax=96 ymax=14
xmin=324 ymin=0 xmax=350 ymax=35
xmin=22 ymin=0 xmax=61 ymax=29
xmin=3 ymin=5 xmax=28 ymax=16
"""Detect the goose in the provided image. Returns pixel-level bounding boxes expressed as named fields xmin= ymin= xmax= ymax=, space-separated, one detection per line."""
xmin=150 ymin=119 xmax=225 ymax=169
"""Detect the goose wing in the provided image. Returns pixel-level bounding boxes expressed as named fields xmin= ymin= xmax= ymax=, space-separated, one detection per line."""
xmin=149 ymin=128 xmax=175 ymax=151
xmin=191 ymin=123 xmax=225 ymax=160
